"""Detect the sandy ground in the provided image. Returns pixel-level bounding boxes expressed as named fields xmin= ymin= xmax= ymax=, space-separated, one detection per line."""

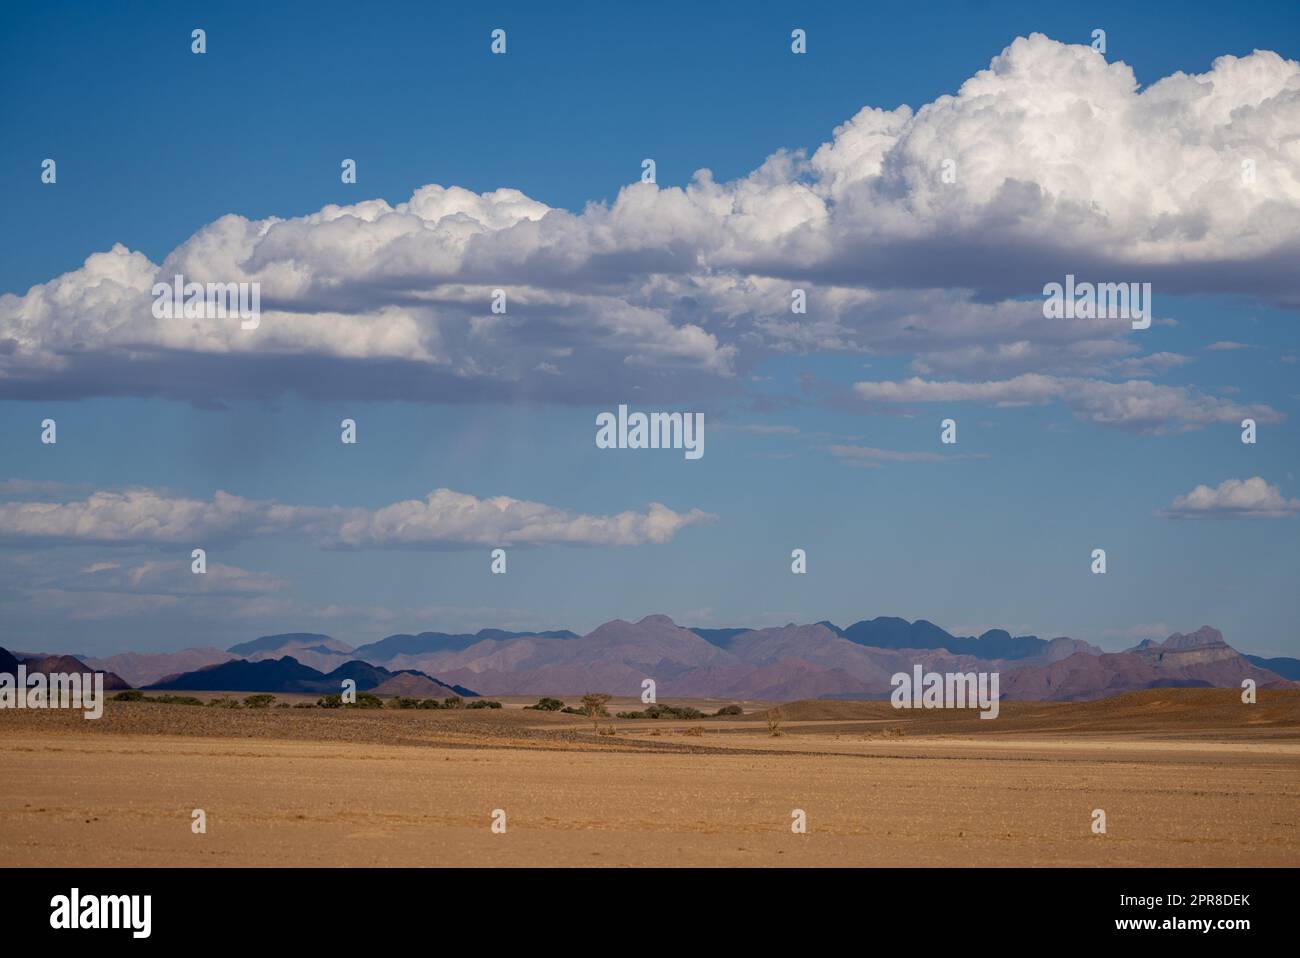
xmin=2 ymin=690 xmax=1298 ymax=867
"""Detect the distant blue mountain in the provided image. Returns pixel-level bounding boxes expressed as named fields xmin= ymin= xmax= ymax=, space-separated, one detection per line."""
xmin=476 ymin=628 xmax=578 ymax=642
xmin=837 ymin=616 xmax=1049 ymax=659
xmin=1246 ymin=654 xmax=1300 ymax=681
xmin=354 ymin=628 xmax=577 ymax=660
xmin=147 ymin=655 xmax=476 ymax=697
xmin=691 ymin=617 xmax=1052 ymax=659
xmin=151 ymin=655 xmax=322 ymax=691
xmin=688 ymin=628 xmax=754 ymax=648
xmin=228 ymin=633 xmax=333 ymax=656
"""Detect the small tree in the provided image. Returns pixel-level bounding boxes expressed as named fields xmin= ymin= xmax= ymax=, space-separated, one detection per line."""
xmin=580 ymin=692 xmax=612 ymax=731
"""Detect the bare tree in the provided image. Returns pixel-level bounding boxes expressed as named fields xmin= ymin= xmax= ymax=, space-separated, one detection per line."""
xmin=767 ymin=708 xmax=783 ymax=737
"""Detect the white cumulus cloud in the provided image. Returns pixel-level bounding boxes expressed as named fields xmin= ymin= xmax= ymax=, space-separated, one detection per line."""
xmin=1160 ymin=477 xmax=1300 ymax=518
xmin=853 ymin=374 xmax=1281 ymax=431
xmin=1 ymin=34 xmax=1295 ymax=418
xmin=0 ymin=486 xmax=716 ymax=548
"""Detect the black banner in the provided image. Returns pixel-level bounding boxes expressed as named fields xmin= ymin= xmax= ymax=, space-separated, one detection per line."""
xmin=4 ymin=867 xmax=1288 ymax=944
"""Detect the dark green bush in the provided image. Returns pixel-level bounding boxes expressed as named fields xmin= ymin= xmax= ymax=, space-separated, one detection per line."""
xmin=111 ymin=690 xmax=203 ymax=706
xmin=525 ymin=697 xmax=565 ymax=711
xmin=466 ymin=699 xmax=502 ymax=709
xmin=615 ymin=703 xmax=704 ymax=720
xmin=318 ymin=691 xmax=383 ymax=709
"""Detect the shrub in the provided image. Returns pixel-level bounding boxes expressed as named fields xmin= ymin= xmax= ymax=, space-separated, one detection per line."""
xmin=525 ymin=697 xmax=565 ymax=711
xmin=615 ymin=703 xmax=703 ymax=720
xmin=207 ymin=697 xmax=242 ymax=709
xmin=111 ymin=690 xmax=204 ymax=706
xmin=417 ymin=699 xmax=442 ymax=710
xmin=315 ymin=691 xmax=381 ymax=709
xmin=766 ymin=711 xmax=783 ymax=737
xmin=466 ymin=699 xmax=502 ymax=709
xmin=713 ymin=704 xmax=744 ymax=716
xmin=390 ymin=697 xmax=422 ymax=709
xmin=442 ymin=696 xmax=464 ymax=710
xmin=293 ymin=702 xmax=315 ymax=709
xmin=243 ymin=694 xmax=276 ymax=708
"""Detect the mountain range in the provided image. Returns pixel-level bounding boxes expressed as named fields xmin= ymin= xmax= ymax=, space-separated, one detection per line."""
xmin=0 ymin=649 xmax=130 ymax=690
xmin=50 ymin=615 xmax=1298 ymax=702
xmin=145 ymin=656 xmax=475 ymax=697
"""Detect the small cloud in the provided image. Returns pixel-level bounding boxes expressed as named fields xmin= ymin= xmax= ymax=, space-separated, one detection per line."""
xmin=1160 ymin=477 xmax=1300 ymax=519
xmin=852 ymin=374 xmax=1282 ymax=433
xmin=1205 ymin=341 xmax=1255 ymax=351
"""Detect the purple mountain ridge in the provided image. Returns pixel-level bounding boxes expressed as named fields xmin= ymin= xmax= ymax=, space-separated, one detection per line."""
xmin=14 ymin=618 xmax=1294 ymax=702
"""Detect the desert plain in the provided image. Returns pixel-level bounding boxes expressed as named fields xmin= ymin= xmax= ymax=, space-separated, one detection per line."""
xmin=1 ymin=688 xmax=1297 ymax=867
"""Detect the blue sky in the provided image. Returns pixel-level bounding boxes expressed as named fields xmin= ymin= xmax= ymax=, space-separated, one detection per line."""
xmin=1 ymin=0 xmax=1298 ymax=656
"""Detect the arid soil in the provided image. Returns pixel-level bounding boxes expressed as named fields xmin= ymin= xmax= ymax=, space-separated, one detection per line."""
xmin=1 ymin=689 xmax=1297 ymax=866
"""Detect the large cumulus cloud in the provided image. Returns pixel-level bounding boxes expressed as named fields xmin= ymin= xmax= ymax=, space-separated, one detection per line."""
xmin=2 ymin=35 xmax=1297 ymax=414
